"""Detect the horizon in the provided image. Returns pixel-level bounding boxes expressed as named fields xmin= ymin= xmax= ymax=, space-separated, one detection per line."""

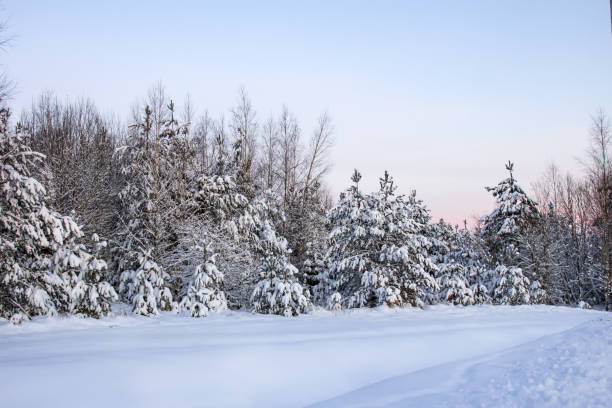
xmin=3 ymin=0 xmax=612 ymax=224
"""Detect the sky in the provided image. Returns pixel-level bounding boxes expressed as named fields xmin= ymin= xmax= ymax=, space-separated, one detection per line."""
xmin=3 ymin=1 xmax=612 ymax=225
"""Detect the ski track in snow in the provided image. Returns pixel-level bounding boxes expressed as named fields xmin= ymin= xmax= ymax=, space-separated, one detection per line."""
xmin=0 ymin=305 xmax=608 ymax=408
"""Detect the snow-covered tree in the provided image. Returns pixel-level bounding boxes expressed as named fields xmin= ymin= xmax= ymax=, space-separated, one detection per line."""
xmin=114 ymin=104 xmax=184 ymax=315
xmin=469 ymin=267 xmax=492 ymax=304
xmin=481 ymin=161 xmax=547 ymax=306
xmin=492 ymin=265 xmax=531 ymax=305
xmin=297 ymin=241 xmax=326 ymax=294
xmin=454 ymin=225 xmax=492 ymax=304
xmin=192 ymin=174 xmax=249 ymax=227
xmin=180 ymin=243 xmax=227 ymax=317
xmin=250 ymin=250 xmax=311 ymax=317
xmin=321 ymin=170 xmax=372 ymax=307
xmin=51 ymin=234 xmax=118 ymax=317
xmin=481 ymin=161 xmax=540 ymax=266
xmin=428 ymin=220 xmax=476 ymax=305
xmin=182 ymin=172 xmax=253 ymax=307
xmin=323 ymin=171 xmax=437 ymax=309
xmin=438 ymin=261 xmax=474 ymax=306
xmin=327 ymin=291 xmax=342 ymax=311
xmin=119 ymin=249 xmax=174 ymax=316
xmin=0 ymin=108 xmax=115 ymax=323
xmin=250 ymin=218 xmax=311 ymax=316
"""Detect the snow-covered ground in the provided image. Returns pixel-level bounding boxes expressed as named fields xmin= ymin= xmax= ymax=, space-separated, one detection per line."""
xmin=0 ymin=305 xmax=609 ymax=408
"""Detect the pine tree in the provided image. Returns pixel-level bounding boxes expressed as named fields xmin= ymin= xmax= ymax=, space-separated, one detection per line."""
xmin=324 ymin=171 xmax=437 ymax=309
xmin=438 ymin=261 xmax=474 ymax=306
xmin=429 ymin=220 xmax=475 ymax=305
xmin=192 ymin=173 xmax=249 ymax=235
xmin=0 ymin=108 xmax=115 ymax=323
xmin=250 ymin=219 xmax=311 ymax=316
xmin=119 ymin=249 xmax=174 ymax=316
xmin=455 ymin=224 xmax=492 ymax=304
xmin=180 ymin=243 xmax=227 ymax=317
xmin=51 ymin=234 xmax=118 ymax=317
xmin=470 ymin=267 xmax=492 ymax=304
xmin=492 ymin=265 xmax=531 ymax=305
xmin=240 ymin=189 xmax=312 ymax=316
xmin=482 ymin=161 xmax=546 ymax=306
xmin=298 ymin=242 xmax=326 ymax=294
xmin=327 ymin=291 xmax=342 ymax=311
xmin=114 ymin=104 xmax=183 ymax=315
xmin=481 ymin=161 xmax=540 ymax=266
xmin=250 ymin=251 xmax=311 ymax=317
xmin=482 ymin=162 xmax=540 ymax=265
xmin=183 ymin=171 xmax=253 ymax=308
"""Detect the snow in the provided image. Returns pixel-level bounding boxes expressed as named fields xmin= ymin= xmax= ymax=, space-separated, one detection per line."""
xmin=0 ymin=305 xmax=609 ymax=408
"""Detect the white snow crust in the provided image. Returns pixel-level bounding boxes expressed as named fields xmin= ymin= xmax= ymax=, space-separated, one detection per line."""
xmin=0 ymin=305 xmax=608 ymax=407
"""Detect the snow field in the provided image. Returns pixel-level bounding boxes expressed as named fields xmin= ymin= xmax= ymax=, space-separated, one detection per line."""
xmin=0 ymin=305 xmax=608 ymax=408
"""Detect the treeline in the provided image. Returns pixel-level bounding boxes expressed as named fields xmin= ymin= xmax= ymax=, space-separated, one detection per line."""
xmin=0 ymin=85 xmax=610 ymax=324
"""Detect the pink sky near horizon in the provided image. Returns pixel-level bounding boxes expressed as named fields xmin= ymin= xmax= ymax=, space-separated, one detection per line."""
xmin=3 ymin=1 xmax=611 ymax=226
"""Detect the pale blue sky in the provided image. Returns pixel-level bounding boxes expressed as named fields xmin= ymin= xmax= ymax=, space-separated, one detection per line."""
xmin=3 ymin=1 xmax=612 ymax=224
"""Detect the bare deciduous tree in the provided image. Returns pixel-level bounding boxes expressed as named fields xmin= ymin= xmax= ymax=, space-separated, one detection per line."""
xmin=230 ymin=87 xmax=257 ymax=182
xmin=302 ymin=112 xmax=334 ymax=212
xmin=259 ymin=116 xmax=278 ymax=190
xmin=586 ymin=110 xmax=612 ymax=310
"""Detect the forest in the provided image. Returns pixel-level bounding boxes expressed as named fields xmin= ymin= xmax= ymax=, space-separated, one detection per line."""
xmin=1 ymin=82 xmax=610 ymax=324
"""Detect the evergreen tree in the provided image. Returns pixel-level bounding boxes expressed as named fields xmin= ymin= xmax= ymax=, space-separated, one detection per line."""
xmin=323 ymin=171 xmax=437 ymax=309
xmin=429 ymin=220 xmax=475 ymax=305
xmin=481 ymin=161 xmax=540 ymax=266
xmin=438 ymin=261 xmax=474 ymax=306
xmin=119 ymin=249 xmax=174 ymax=316
xmin=179 ymin=173 xmax=251 ymax=308
xmin=321 ymin=170 xmax=371 ymax=307
xmin=250 ymin=221 xmax=311 ymax=316
xmin=251 ymin=252 xmax=311 ymax=317
xmin=114 ymin=104 xmax=183 ymax=315
xmin=51 ymin=234 xmax=118 ymax=317
xmin=192 ymin=173 xmax=250 ymax=234
xmin=455 ymin=224 xmax=492 ymax=304
xmin=327 ymin=291 xmax=342 ymax=311
xmin=492 ymin=265 xmax=531 ymax=305
xmin=0 ymin=108 xmax=115 ymax=323
xmin=180 ymin=243 xmax=227 ymax=317
xmin=297 ymin=240 xmax=326 ymax=297
xmin=482 ymin=161 xmax=543 ymax=306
